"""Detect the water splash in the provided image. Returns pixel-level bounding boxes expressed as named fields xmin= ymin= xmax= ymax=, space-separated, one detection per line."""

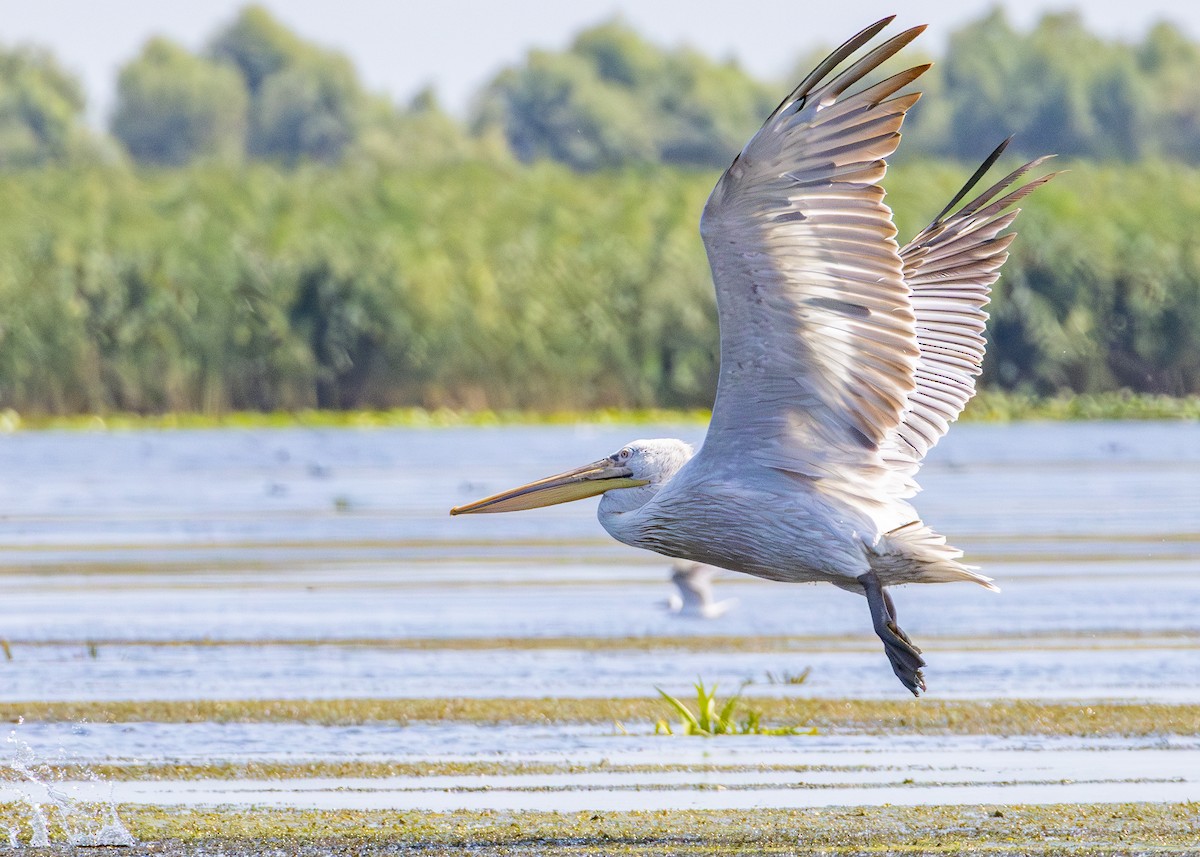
xmin=26 ymin=799 xmax=50 ymax=848
xmin=4 ymin=724 xmax=136 ymax=847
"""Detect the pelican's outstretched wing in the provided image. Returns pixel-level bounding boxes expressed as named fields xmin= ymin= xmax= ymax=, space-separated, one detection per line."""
xmin=882 ymin=142 xmax=1058 ymax=489
xmin=699 ymin=18 xmax=927 ymax=490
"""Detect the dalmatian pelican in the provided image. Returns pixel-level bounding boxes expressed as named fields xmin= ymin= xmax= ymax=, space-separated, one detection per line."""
xmin=451 ymin=17 xmax=1055 ymax=695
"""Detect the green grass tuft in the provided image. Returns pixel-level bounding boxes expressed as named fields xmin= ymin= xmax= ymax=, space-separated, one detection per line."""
xmin=654 ymin=679 xmax=816 ymax=737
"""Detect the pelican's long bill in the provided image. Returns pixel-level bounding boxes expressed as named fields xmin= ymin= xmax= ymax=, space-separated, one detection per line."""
xmin=450 ymin=458 xmax=648 ymax=515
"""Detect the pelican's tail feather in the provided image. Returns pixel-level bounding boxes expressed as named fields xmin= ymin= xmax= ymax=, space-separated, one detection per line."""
xmin=876 ymin=520 xmax=1000 ymax=591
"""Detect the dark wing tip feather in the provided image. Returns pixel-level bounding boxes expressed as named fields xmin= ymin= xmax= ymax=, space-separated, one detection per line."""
xmin=956 ymin=154 xmax=1058 ymax=222
xmin=855 ymin=63 xmax=931 ymax=109
xmin=929 ymin=138 xmax=1012 ymax=225
xmin=917 ymin=143 xmax=1058 ymax=244
xmin=967 ymin=170 xmax=1060 ymax=225
xmin=825 ymin=26 xmax=928 ymax=100
xmin=767 ymin=16 xmax=915 ymax=123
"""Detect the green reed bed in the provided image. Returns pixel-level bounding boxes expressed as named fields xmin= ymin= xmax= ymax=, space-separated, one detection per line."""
xmin=2 ymin=391 xmax=1199 ymax=434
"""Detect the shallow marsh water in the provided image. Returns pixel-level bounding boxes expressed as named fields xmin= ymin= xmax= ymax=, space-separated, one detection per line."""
xmin=1 ymin=420 xmax=1199 ymax=818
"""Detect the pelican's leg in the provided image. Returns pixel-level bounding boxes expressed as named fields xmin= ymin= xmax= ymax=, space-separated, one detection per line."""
xmin=858 ymin=570 xmax=926 ymax=696
xmin=882 ymin=589 xmax=920 ymax=653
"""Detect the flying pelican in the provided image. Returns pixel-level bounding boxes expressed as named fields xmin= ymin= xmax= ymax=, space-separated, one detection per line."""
xmin=663 ymin=561 xmax=739 ymax=619
xmin=451 ymin=18 xmax=1055 ymax=695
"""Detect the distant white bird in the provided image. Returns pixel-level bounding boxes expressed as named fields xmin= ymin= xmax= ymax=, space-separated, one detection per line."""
xmin=452 ymin=18 xmax=1055 ymax=695
xmin=663 ymin=561 xmax=739 ymax=619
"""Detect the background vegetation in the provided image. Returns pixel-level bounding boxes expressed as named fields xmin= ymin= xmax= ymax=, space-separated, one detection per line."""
xmin=0 ymin=6 xmax=1198 ymax=414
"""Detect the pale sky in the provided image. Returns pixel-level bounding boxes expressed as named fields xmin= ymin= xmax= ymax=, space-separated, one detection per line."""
xmin=4 ymin=1 xmax=1199 ymax=125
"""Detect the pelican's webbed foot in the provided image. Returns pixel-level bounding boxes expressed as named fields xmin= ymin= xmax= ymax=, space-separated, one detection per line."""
xmin=858 ymin=570 xmax=926 ymax=696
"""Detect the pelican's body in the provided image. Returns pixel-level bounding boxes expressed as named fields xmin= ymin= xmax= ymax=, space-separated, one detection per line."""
xmin=452 ymin=18 xmax=1055 ymax=695
xmin=598 ymin=440 xmax=940 ymax=588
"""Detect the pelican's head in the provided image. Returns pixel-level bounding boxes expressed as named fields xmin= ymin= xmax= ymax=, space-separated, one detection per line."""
xmin=450 ymin=438 xmax=693 ymax=516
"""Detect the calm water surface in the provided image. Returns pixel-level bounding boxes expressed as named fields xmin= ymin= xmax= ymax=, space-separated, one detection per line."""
xmin=1 ymin=421 xmax=1198 ymax=811
xmin=1 ymin=421 xmax=1197 ymax=699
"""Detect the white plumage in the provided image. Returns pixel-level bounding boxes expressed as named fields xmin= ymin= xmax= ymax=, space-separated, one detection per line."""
xmin=452 ymin=18 xmax=1055 ymax=695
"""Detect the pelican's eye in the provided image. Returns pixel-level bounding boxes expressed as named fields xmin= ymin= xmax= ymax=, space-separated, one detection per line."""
xmin=618 ymin=448 xmax=632 ymax=462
